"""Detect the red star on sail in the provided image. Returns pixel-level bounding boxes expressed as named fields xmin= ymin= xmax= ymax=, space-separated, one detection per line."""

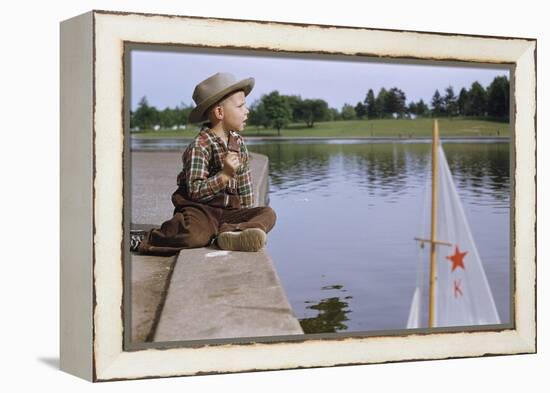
xmin=446 ymin=245 xmax=467 ymax=272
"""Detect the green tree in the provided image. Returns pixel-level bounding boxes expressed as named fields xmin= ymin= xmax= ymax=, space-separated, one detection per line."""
xmin=328 ymin=107 xmax=341 ymax=121
xmin=443 ymin=86 xmax=458 ymax=117
xmin=431 ymin=89 xmax=444 ymax=117
xmin=340 ymin=103 xmax=356 ymax=120
xmin=248 ymin=99 xmax=270 ymax=128
xmin=376 ymin=88 xmax=389 ymax=118
xmin=132 ymin=96 xmax=159 ymax=130
xmin=261 ymin=91 xmax=292 ymax=136
xmin=291 ymin=98 xmax=307 ymax=125
xmin=486 ymin=76 xmax=509 ymax=118
xmin=285 ymin=95 xmax=304 ymax=123
xmin=159 ymin=107 xmax=179 ymax=129
xmin=396 ymin=88 xmax=408 ymax=116
xmin=457 ymin=88 xmax=469 ymax=116
xmin=299 ymin=99 xmax=330 ymax=128
xmin=365 ymin=89 xmax=378 ymax=119
xmin=354 ymin=101 xmax=367 ymax=119
xmin=385 ymin=87 xmax=407 ymax=117
xmin=415 ymin=99 xmax=429 ymax=117
xmin=466 ymin=81 xmax=487 ymax=116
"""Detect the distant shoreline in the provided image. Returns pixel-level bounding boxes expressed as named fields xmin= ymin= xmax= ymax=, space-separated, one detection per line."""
xmin=232 ymin=135 xmax=509 ymax=142
xmin=130 ymin=135 xmax=510 ymax=152
xmin=130 ymin=118 xmax=509 ymax=140
xmin=131 ymin=135 xmax=510 ymax=141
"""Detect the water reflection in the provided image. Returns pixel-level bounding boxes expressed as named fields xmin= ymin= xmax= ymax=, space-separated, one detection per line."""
xmin=445 ymin=144 xmax=510 ymax=205
xmin=249 ymin=141 xmax=510 ymax=208
xmin=248 ymin=141 xmax=510 ymax=333
xmin=300 ymin=284 xmax=352 ymax=333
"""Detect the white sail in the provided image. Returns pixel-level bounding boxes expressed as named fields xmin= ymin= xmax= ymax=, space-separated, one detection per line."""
xmin=408 ymin=144 xmax=500 ymax=328
xmin=406 ymin=287 xmax=422 ymax=328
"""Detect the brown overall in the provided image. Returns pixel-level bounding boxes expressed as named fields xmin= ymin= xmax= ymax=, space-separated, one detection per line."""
xmin=137 ymin=187 xmax=276 ymax=256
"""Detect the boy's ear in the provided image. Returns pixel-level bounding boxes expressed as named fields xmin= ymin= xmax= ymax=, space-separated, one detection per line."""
xmin=213 ymin=104 xmax=224 ymax=120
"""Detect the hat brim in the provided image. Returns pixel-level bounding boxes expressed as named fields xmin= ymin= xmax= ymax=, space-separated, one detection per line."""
xmin=188 ymin=77 xmax=255 ymax=124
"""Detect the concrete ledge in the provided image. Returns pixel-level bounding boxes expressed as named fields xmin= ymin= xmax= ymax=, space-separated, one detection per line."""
xmin=154 ymin=248 xmax=303 ymax=342
xmin=130 ymin=254 xmax=177 ymax=342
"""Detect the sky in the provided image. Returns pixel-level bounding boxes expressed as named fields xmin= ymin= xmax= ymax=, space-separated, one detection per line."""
xmin=130 ymin=48 xmax=510 ymax=111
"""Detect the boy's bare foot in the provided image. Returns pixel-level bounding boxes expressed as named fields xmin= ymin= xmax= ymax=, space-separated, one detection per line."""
xmin=216 ymin=228 xmax=266 ymax=252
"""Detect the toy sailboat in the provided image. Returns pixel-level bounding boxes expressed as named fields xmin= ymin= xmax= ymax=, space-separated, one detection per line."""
xmin=407 ymin=120 xmax=500 ymax=328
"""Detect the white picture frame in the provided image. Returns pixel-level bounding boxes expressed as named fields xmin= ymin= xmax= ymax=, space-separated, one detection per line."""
xmin=60 ymin=10 xmax=536 ymax=382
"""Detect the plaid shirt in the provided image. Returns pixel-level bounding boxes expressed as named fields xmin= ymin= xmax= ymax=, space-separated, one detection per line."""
xmin=177 ymin=128 xmax=254 ymax=208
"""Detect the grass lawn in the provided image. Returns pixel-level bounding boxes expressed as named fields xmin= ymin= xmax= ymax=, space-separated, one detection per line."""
xmin=132 ymin=118 xmax=510 ymax=139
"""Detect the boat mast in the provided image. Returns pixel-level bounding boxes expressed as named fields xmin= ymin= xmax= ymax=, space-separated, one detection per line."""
xmin=428 ymin=119 xmax=439 ymax=328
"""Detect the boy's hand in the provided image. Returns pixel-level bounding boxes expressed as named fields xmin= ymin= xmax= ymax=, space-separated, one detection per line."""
xmin=222 ymin=152 xmax=240 ymax=177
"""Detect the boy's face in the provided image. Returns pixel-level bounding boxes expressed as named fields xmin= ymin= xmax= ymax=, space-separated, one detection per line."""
xmin=216 ymin=91 xmax=249 ymax=132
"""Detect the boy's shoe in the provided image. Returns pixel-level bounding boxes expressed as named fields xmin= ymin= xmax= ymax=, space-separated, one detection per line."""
xmin=216 ymin=228 xmax=267 ymax=252
xmin=130 ymin=230 xmax=147 ymax=252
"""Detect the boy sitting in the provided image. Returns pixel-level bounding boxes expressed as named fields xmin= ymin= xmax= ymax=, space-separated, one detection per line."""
xmin=136 ymin=72 xmax=276 ymax=255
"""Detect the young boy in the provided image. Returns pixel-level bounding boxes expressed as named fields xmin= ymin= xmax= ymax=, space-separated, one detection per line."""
xmin=136 ymin=72 xmax=276 ymax=255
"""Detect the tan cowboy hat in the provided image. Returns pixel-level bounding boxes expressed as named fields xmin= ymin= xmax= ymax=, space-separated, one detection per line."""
xmin=188 ymin=72 xmax=255 ymax=123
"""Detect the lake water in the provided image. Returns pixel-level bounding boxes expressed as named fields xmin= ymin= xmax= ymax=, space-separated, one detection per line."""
xmin=247 ymin=140 xmax=510 ymax=333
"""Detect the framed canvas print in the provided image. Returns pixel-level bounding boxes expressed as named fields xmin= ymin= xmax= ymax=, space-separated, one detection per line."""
xmin=60 ymin=10 xmax=536 ymax=382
